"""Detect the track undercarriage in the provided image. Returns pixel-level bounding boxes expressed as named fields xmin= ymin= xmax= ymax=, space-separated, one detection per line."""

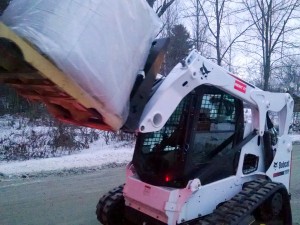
xmin=96 ymin=179 xmax=292 ymax=225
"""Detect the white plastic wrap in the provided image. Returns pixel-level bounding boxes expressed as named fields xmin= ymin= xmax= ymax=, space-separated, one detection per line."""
xmin=1 ymin=0 xmax=161 ymax=124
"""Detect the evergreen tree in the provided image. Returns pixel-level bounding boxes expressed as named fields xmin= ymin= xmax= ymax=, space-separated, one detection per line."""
xmin=165 ymin=24 xmax=192 ymax=74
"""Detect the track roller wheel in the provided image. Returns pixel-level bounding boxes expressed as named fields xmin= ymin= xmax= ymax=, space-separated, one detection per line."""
xmin=252 ymin=189 xmax=291 ymax=225
xmin=189 ymin=179 xmax=292 ymax=225
xmin=96 ymin=185 xmax=125 ymax=225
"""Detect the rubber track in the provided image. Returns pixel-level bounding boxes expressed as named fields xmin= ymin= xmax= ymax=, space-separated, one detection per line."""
xmin=97 ymin=180 xmax=289 ymax=225
xmin=188 ymin=179 xmax=288 ymax=225
xmin=96 ymin=184 xmax=124 ymax=225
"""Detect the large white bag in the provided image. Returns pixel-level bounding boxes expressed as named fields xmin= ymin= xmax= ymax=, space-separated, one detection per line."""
xmin=1 ymin=0 xmax=161 ymax=124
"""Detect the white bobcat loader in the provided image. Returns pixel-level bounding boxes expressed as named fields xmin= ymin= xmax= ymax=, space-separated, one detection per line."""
xmin=96 ymin=39 xmax=294 ymax=225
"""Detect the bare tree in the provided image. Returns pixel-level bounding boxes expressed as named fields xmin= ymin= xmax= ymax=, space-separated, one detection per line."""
xmin=274 ymin=57 xmax=300 ymax=93
xmin=146 ymin=0 xmax=176 ymax=17
xmin=183 ymin=0 xmax=208 ymax=54
xmin=159 ymin=0 xmax=181 ymax=37
xmin=183 ymin=0 xmax=253 ymax=68
xmin=243 ymin=0 xmax=300 ymax=90
xmin=203 ymin=0 xmax=226 ymax=65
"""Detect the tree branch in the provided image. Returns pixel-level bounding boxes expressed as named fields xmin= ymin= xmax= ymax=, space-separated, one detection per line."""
xmin=198 ymin=1 xmax=217 ymax=39
xmin=157 ymin=0 xmax=176 ymax=17
xmin=221 ymin=22 xmax=255 ymax=60
xmin=146 ymin=0 xmax=156 ymax=8
xmin=270 ymin=2 xmax=298 ymax=52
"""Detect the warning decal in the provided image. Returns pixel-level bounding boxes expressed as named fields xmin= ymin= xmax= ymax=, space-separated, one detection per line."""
xmin=234 ymin=80 xmax=247 ymax=93
xmin=273 ymin=169 xmax=290 ymax=178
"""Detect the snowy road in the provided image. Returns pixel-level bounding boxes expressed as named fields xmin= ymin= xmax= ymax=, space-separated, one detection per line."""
xmin=291 ymin=144 xmax=300 ymax=224
xmin=0 ymin=167 xmax=126 ymax=225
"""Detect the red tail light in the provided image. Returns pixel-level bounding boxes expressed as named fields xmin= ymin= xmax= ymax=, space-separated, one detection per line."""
xmin=165 ymin=175 xmax=170 ymax=182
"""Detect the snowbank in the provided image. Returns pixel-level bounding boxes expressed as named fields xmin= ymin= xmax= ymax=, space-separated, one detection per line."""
xmin=0 ymin=138 xmax=134 ymax=177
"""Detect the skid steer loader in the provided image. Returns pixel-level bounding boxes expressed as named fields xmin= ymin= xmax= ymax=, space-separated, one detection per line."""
xmin=0 ymin=22 xmax=294 ymax=224
xmin=96 ymin=39 xmax=294 ymax=225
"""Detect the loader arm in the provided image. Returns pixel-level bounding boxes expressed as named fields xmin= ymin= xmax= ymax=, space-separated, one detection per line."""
xmin=139 ymin=50 xmax=294 ymax=137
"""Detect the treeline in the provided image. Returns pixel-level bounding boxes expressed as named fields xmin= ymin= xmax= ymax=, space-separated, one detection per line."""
xmin=0 ymin=85 xmax=135 ymax=161
xmin=0 ymin=85 xmax=33 ymax=115
xmin=152 ymin=0 xmax=300 ymax=94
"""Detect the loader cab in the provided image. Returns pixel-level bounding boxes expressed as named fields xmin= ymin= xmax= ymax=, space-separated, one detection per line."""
xmin=132 ymin=85 xmax=244 ymax=188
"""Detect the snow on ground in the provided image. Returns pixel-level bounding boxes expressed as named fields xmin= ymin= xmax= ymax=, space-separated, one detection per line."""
xmin=0 ymin=133 xmax=299 ymax=178
xmin=0 ymin=138 xmax=134 ymax=177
